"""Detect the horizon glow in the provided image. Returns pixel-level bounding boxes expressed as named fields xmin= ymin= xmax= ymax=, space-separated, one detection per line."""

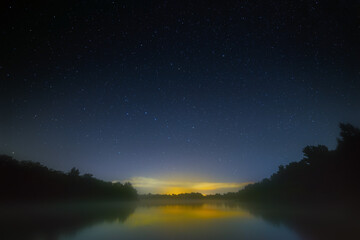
xmin=114 ymin=177 xmax=252 ymax=195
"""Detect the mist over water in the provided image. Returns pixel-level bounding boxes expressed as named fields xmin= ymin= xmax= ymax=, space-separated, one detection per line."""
xmin=1 ymin=200 xmax=358 ymax=240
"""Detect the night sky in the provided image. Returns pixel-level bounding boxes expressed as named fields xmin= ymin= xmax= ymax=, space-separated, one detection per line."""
xmin=1 ymin=1 xmax=359 ymax=193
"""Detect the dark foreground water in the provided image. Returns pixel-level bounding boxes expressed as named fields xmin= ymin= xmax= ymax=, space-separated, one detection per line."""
xmin=0 ymin=200 xmax=358 ymax=240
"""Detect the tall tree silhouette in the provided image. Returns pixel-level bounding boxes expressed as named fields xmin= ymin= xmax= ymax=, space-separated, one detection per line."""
xmin=238 ymin=123 xmax=360 ymax=203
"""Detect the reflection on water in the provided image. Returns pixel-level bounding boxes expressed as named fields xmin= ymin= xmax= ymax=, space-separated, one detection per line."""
xmin=0 ymin=201 xmax=136 ymax=240
xmin=0 ymin=200 xmax=358 ymax=240
xmin=125 ymin=202 xmax=252 ymax=228
xmin=243 ymin=203 xmax=360 ymax=240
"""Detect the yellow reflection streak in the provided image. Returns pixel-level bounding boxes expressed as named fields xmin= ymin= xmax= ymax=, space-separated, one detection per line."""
xmin=125 ymin=204 xmax=252 ymax=228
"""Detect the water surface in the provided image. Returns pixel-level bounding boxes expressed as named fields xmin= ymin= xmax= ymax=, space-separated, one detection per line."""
xmin=0 ymin=200 xmax=358 ymax=240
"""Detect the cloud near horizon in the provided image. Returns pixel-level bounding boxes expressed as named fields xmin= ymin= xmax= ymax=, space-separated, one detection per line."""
xmin=114 ymin=177 xmax=252 ymax=195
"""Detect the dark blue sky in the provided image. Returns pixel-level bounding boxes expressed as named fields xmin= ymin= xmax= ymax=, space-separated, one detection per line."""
xmin=1 ymin=1 xmax=359 ymax=186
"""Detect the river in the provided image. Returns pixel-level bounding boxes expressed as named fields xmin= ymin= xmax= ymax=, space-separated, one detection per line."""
xmin=0 ymin=200 xmax=358 ymax=240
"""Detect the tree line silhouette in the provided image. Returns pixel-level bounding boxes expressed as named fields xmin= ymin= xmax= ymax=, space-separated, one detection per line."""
xmin=142 ymin=123 xmax=360 ymax=202
xmin=1 ymin=123 xmax=358 ymax=202
xmin=238 ymin=123 xmax=360 ymax=203
xmin=0 ymin=156 xmax=137 ymax=202
xmin=140 ymin=192 xmax=205 ymax=200
xmin=140 ymin=192 xmax=241 ymax=200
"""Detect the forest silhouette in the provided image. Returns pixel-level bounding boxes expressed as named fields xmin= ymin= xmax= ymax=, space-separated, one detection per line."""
xmin=141 ymin=123 xmax=360 ymax=202
xmin=1 ymin=123 xmax=359 ymax=202
xmin=238 ymin=123 xmax=360 ymax=203
xmin=0 ymin=156 xmax=137 ymax=202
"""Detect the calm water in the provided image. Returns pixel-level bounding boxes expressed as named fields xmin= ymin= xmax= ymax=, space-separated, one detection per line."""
xmin=0 ymin=200 xmax=358 ymax=240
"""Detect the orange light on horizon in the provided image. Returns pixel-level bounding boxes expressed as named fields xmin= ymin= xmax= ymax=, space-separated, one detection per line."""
xmin=114 ymin=177 xmax=252 ymax=195
xmin=163 ymin=187 xmax=194 ymax=195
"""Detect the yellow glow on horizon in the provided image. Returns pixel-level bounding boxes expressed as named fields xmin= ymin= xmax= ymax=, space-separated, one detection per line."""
xmin=163 ymin=187 xmax=194 ymax=195
xmin=114 ymin=177 xmax=252 ymax=195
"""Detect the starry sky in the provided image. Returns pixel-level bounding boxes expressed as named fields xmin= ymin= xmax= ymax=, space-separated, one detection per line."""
xmin=1 ymin=1 xmax=359 ymax=193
